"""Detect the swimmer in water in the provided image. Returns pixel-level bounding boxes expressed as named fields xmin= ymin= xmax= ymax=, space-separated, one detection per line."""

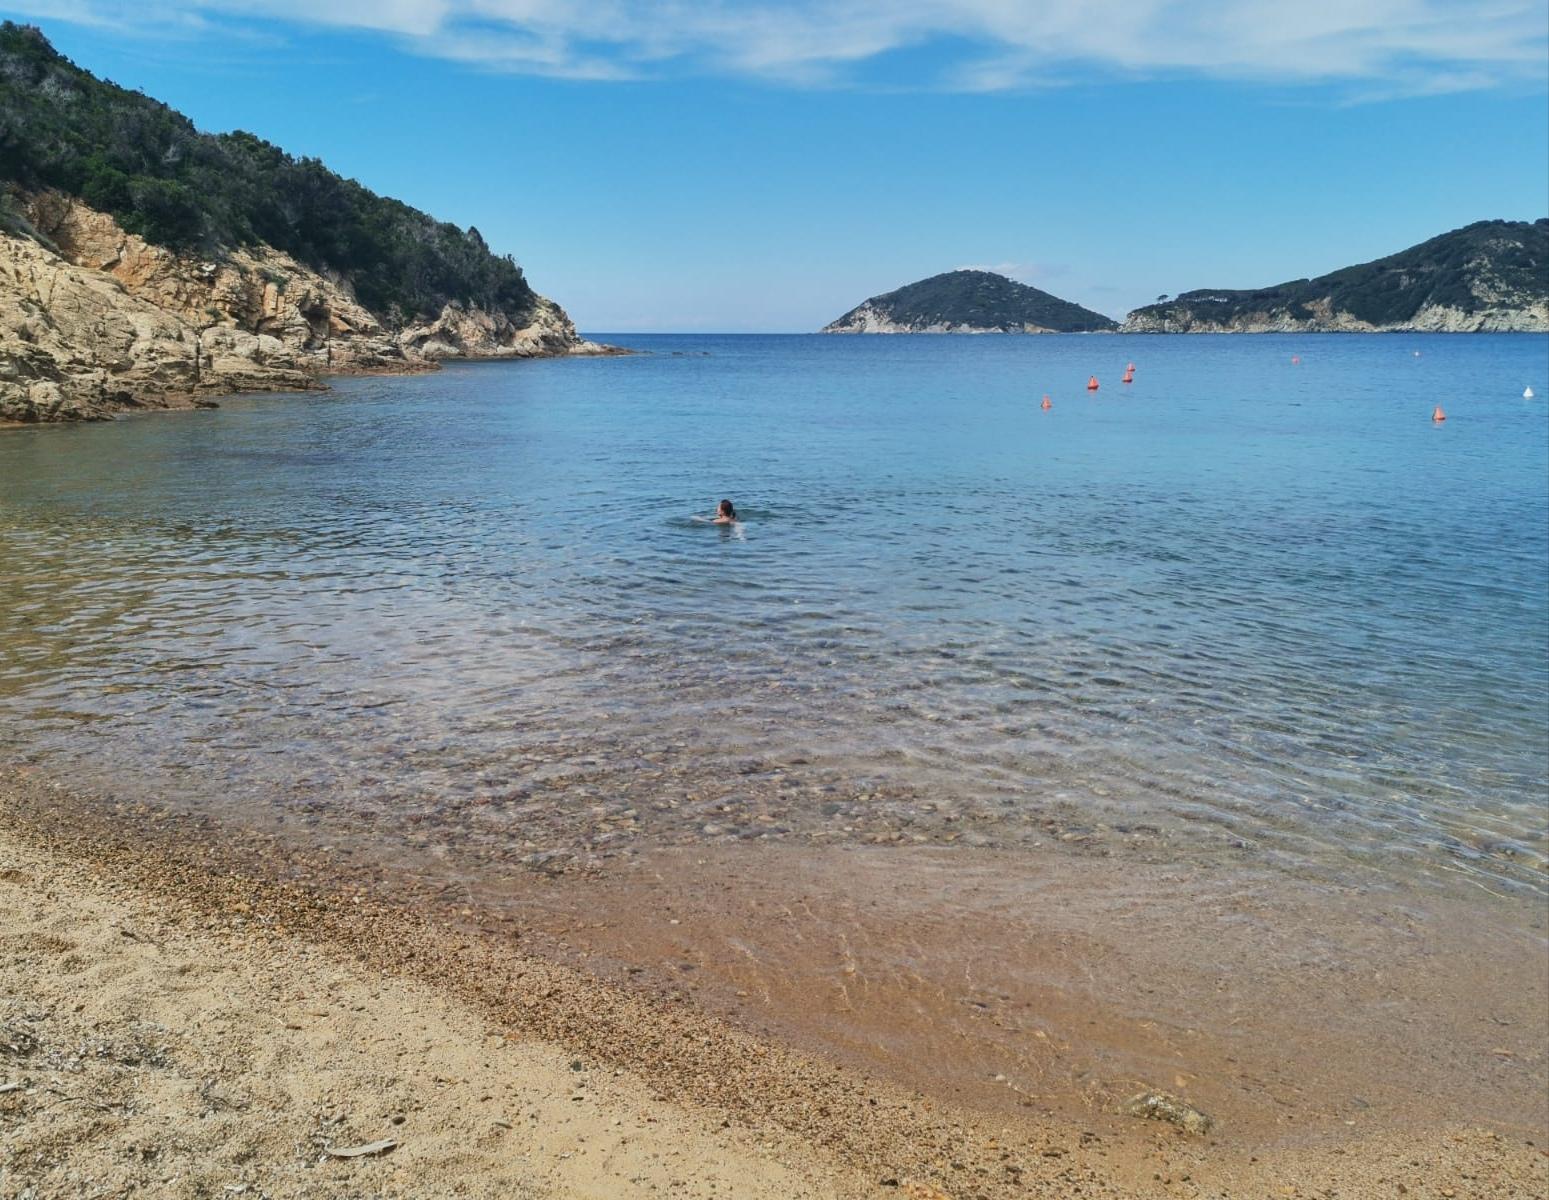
xmin=711 ymin=499 xmax=737 ymax=525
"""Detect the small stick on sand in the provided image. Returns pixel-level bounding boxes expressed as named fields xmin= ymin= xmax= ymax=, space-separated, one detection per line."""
xmin=323 ymin=1139 xmax=397 ymax=1159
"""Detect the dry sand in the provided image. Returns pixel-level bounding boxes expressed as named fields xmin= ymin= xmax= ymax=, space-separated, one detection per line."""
xmin=2 ymin=779 xmax=1545 ymax=1199
xmin=0 ymin=829 xmax=848 ymax=1200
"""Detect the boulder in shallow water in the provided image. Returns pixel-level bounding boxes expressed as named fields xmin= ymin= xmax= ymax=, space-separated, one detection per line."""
xmin=1122 ymin=1089 xmax=1214 ymax=1135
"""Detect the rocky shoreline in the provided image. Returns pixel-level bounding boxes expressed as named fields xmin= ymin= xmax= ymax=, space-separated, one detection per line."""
xmin=1118 ymin=301 xmax=1549 ymax=334
xmin=0 ymin=191 xmax=622 ymax=424
xmin=822 ymin=299 xmax=1084 ymax=335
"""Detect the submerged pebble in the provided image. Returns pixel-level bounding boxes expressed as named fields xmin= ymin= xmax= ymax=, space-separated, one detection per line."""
xmin=1121 ymin=1090 xmax=1214 ymax=1135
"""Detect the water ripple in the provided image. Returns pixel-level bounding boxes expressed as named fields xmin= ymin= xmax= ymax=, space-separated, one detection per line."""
xmin=1 ymin=333 xmax=1546 ymax=893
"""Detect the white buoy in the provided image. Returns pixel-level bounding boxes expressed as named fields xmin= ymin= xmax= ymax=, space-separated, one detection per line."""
xmin=1526 ymin=387 xmax=1536 ymax=399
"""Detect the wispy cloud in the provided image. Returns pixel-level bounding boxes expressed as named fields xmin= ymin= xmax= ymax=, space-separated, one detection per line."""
xmin=8 ymin=1 xmax=1547 ymax=94
xmin=959 ymin=261 xmax=1072 ymax=281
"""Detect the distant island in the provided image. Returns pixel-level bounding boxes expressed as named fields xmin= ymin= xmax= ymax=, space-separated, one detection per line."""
xmin=1122 ymin=219 xmax=1548 ymax=333
xmin=822 ymin=269 xmax=1119 ymax=334
xmin=824 ymin=222 xmax=1548 ymax=339
xmin=0 ymin=23 xmax=612 ymax=424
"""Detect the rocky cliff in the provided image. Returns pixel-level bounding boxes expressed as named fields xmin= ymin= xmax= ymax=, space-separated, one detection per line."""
xmin=0 ymin=23 xmax=616 ymax=423
xmin=1 ymin=192 xmax=607 ymax=422
xmin=1122 ymin=219 xmax=1549 ymax=333
xmin=823 ymin=270 xmax=1117 ymax=334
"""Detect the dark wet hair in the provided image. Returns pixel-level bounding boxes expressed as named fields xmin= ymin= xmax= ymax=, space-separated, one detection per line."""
xmin=718 ymin=499 xmax=736 ymax=519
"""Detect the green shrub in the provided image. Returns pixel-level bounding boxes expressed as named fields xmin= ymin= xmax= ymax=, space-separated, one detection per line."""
xmin=0 ymin=21 xmax=537 ymax=325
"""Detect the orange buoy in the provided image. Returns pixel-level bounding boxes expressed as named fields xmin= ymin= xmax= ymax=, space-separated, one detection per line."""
xmin=1041 ymin=394 xmax=1052 ymax=410
xmin=1432 ymin=405 xmax=1446 ymax=422
xmin=1121 ymin=370 xmax=1134 ymax=384
xmin=1086 ymin=376 xmax=1100 ymax=391
xmin=1126 ymin=362 xmax=1136 ymax=371
xmin=1291 ymin=355 xmax=1301 ymax=364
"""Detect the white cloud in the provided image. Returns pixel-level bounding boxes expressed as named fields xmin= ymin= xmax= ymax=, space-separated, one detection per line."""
xmin=9 ymin=0 xmax=1547 ymax=93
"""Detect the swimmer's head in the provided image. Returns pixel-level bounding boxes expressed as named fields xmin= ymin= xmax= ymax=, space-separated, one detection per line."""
xmin=718 ymin=499 xmax=736 ymax=520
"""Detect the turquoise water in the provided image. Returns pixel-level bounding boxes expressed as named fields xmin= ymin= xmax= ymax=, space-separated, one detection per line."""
xmin=2 ymin=333 xmax=1547 ymax=892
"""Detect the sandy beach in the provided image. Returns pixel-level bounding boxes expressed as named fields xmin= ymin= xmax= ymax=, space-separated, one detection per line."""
xmin=0 ymin=804 xmax=852 ymax=1200
xmin=3 ymin=773 xmax=1544 ymax=1200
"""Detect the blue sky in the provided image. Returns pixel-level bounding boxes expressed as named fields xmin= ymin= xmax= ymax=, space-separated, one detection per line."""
xmin=7 ymin=2 xmax=1547 ymax=331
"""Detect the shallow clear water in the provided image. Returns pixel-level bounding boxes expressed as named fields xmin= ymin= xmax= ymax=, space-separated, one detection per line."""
xmin=2 ymin=333 xmax=1547 ymax=892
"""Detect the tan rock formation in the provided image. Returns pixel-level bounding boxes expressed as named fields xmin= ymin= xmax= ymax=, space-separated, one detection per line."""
xmin=2 ymin=191 xmax=608 ymax=423
xmin=398 ymin=294 xmax=590 ymax=360
xmin=1120 ymin=295 xmax=1549 ymax=334
xmin=0 ymin=223 xmax=315 ymax=422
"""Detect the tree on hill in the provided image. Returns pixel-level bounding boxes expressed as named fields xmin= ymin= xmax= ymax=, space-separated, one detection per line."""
xmin=0 ymin=21 xmax=536 ymax=325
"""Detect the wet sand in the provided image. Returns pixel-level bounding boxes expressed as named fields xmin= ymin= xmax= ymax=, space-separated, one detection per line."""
xmin=3 ymin=768 xmax=1546 ymax=1198
xmin=506 ymin=844 xmax=1549 ymax=1143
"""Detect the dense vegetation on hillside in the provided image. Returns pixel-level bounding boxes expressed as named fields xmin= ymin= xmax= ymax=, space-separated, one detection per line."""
xmin=1125 ymin=220 xmax=1549 ymax=328
xmin=0 ymin=22 xmax=535 ymax=322
xmin=826 ymin=269 xmax=1117 ymax=332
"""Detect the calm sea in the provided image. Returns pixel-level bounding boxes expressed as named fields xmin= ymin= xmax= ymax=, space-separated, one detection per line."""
xmin=2 ymin=333 xmax=1546 ymax=895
